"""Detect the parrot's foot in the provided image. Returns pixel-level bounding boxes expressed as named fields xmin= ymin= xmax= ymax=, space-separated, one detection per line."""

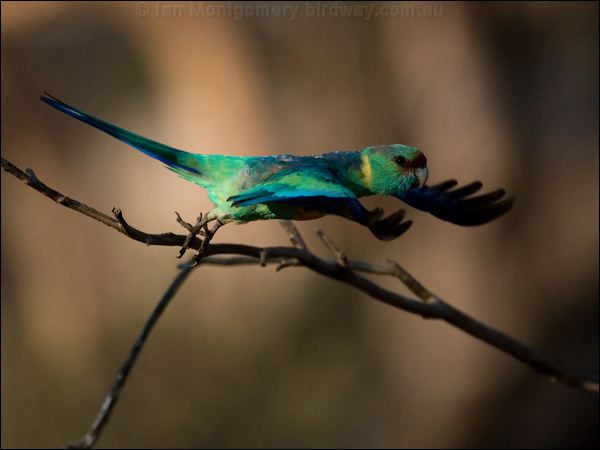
xmin=368 ymin=208 xmax=413 ymax=241
xmin=177 ymin=212 xmax=222 ymax=259
xmin=174 ymin=211 xmax=205 ymax=236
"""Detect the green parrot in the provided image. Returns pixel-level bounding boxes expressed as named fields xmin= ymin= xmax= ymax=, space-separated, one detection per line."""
xmin=41 ymin=94 xmax=512 ymax=240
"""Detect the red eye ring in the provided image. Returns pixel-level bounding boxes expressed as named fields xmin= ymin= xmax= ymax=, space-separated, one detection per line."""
xmin=412 ymin=152 xmax=427 ymax=168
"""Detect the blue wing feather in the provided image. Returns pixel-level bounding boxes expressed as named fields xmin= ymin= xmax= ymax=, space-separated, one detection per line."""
xmin=228 ymin=168 xmax=356 ymax=207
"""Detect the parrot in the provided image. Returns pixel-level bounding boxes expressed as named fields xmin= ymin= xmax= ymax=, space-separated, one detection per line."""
xmin=41 ymin=93 xmax=513 ymax=241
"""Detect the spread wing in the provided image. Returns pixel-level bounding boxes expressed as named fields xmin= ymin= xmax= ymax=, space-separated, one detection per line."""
xmin=228 ymin=167 xmax=413 ymax=240
xmin=398 ymin=180 xmax=513 ymax=226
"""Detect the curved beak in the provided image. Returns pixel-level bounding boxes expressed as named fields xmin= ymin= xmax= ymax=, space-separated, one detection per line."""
xmin=415 ymin=166 xmax=429 ymax=188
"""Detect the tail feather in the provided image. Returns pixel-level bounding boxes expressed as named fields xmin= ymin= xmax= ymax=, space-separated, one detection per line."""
xmin=40 ymin=93 xmax=202 ymax=176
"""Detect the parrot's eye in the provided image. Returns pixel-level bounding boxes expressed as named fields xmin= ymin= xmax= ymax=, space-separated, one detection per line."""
xmin=394 ymin=156 xmax=407 ymax=166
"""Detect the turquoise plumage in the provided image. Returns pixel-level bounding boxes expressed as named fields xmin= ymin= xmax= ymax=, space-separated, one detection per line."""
xmin=41 ymin=94 xmax=512 ymax=240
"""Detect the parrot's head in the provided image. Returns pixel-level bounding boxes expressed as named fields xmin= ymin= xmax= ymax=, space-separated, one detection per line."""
xmin=360 ymin=144 xmax=428 ymax=195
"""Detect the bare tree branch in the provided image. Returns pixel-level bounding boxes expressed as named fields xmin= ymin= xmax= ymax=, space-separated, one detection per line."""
xmin=1 ymin=158 xmax=204 ymax=251
xmin=316 ymin=228 xmax=348 ymax=267
xmin=279 ymin=219 xmax=308 ymax=250
xmin=63 ymin=211 xmax=223 ymax=448
xmin=63 ymin=258 xmax=199 ymax=449
xmin=2 ymin=156 xmax=598 ymax=447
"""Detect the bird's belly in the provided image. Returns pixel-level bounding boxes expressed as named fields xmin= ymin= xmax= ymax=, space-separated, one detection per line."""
xmin=277 ymin=206 xmax=327 ymax=221
xmin=229 ymin=204 xmax=327 ymax=222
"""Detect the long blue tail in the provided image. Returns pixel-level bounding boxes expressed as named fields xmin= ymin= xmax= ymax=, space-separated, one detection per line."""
xmin=40 ymin=93 xmax=202 ymax=176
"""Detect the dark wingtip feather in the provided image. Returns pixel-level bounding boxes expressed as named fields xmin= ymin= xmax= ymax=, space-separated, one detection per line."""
xmin=462 ymin=189 xmax=507 ymax=206
xmin=430 ymin=179 xmax=458 ymax=191
xmin=448 ymin=180 xmax=483 ymax=197
xmin=368 ymin=209 xmax=412 ymax=240
xmin=459 ymin=196 xmax=514 ymax=226
xmin=371 ymin=220 xmax=413 ymax=241
xmin=400 ymin=180 xmax=514 ymax=227
xmin=373 ymin=208 xmax=406 ymax=227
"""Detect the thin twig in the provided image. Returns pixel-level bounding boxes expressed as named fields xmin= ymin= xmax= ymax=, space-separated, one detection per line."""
xmin=315 ymin=228 xmax=348 ymax=267
xmin=62 ymin=211 xmax=223 ymax=448
xmin=279 ymin=220 xmax=308 ymax=249
xmin=384 ymin=259 xmax=436 ymax=302
xmin=1 ymin=158 xmax=205 ymax=252
xmin=179 ymin=214 xmax=206 ymax=258
xmin=63 ymin=258 xmax=199 ymax=449
xmin=174 ymin=211 xmax=197 ymax=233
xmin=276 ymin=258 xmax=300 ymax=271
xmin=2 ymin=156 xmax=597 ymax=400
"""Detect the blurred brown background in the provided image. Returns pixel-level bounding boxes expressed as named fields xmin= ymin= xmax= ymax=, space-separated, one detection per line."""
xmin=1 ymin=2 xmax=598 ymax=448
